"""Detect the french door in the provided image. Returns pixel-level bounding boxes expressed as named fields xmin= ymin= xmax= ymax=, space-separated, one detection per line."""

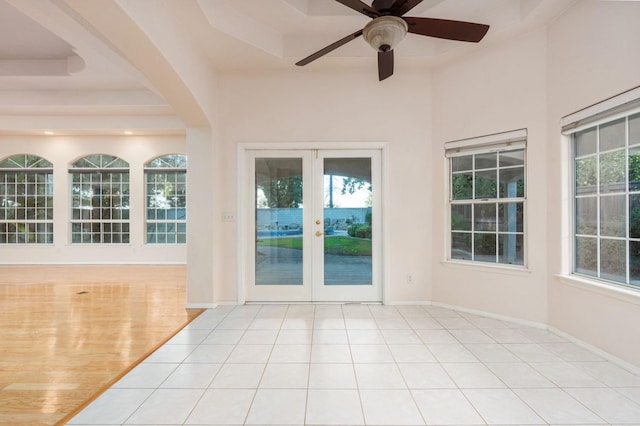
xmin=245 ymin=149 xmax=382 ymax=302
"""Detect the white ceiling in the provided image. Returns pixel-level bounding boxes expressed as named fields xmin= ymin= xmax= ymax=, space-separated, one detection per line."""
xmin=0 ymin=0 xmax=576 ymax=134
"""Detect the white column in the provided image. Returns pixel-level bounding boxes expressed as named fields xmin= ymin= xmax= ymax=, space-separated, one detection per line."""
xmin=186 ymin=127 xmax=215 ymax=307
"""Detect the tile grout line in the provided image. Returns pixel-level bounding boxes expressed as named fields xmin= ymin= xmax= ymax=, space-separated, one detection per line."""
xmin=68 ymin=303 xmax=640 ymax=426
xmin=181 ymin=307 xmax=237 ymax=425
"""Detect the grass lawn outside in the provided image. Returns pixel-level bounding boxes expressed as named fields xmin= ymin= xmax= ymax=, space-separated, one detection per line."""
xmin=256 ymin=236 xmax=372 ymax=256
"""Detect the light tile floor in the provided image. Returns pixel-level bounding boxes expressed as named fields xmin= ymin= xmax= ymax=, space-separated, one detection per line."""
xmin=68 ymin=304 xmax=640 ymax=425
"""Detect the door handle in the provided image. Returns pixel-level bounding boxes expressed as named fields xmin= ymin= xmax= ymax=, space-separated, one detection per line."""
xmin=315 ymin=231 xmax=324 ymax=237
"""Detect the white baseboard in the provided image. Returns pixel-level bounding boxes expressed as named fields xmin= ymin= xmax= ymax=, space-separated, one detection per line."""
xmin=186 ymin=303 xmax=217 ymax=309
xmin=0 ymin=261 xmax=186 ymax=265
xmin=215 ymin=301 xmax=241 ymax=306
xmin=549 ymin=326 xmax=640 ymax=376
xmin=431 ymin=301 xmax=547 ymax=329
xmin=386 ymin=300 xmax=432 ymax=306
xmin=430 ymin=301 xmax=640 ymax=374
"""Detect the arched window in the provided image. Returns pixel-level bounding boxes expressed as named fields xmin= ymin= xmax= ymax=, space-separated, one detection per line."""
xmin=0 ymin=154 xmax=53 ymax=244
xmin=70 ymin=154 xmax=129 ymax=244
xmin=145 ymin=154 xmax=186 ymax=244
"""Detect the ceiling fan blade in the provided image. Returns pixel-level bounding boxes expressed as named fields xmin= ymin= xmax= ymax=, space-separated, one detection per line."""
xmin=296 ymin=29 xmax=364 ymax=66
xmin=404 ymin=16 xmax=489 ymax=42
xmin=335 ymin=0 xmax=380 ymax=18
xmin=390 ymin=0 xmax=424 ymax=17
xmin=378 ymin=49 xmax=394 ymax=81
xmin=372 ymin=0 xmax=397 ymax=11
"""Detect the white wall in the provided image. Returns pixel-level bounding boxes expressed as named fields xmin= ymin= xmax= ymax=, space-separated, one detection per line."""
xmin=213 ymin=68 xmax=433 ymax=303
xmin=187 ymin=3 xmax=640 ymax=360
xmin=0 ymin=134 xmax=187 ymax=264
xmin=546 ymin=0 xmax=640 ymax=367
xmin=430 ymin=28 xmax=549 ymax=323
xmin=429 ymin=0 xmax=640 ymax=367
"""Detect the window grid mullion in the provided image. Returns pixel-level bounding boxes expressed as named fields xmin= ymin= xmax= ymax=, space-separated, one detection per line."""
xmin=626 ymin=115 xmax=631 ymax=284
xmin=471 ymin=155 xmax=476 ymax=261
xmin=596 ymin=124 xmax=601 ymax=279
xmin=495 ymin=152 xmax=501 ymax=263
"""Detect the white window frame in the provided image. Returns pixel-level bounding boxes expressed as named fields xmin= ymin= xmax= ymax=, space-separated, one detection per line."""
xmin=445 ymin=129 xmax=528 ymax=268
xmin=563 ymin=86 xmax=640 ymax=290
xmin=69 ymin=154 xmax=130 ymax=244
xmin=0 ymin=154 xmax=53 ymax=244
xmin=144 ymin=154 xmax=187 ymax=245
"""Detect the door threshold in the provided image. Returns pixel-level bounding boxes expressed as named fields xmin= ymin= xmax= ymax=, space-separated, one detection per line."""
xmin=245 ymin=301 xmax=382 ymax=305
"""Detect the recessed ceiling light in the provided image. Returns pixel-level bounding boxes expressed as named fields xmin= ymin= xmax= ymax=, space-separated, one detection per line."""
xmin=124 ymin=131 xmax=133 ymax=135
xmin=44 ymin=131 xmax=54 ymax=135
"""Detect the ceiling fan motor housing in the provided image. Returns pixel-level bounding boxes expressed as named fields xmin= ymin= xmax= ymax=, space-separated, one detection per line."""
xmin=363 ymin=16 xmax=408 ymax=52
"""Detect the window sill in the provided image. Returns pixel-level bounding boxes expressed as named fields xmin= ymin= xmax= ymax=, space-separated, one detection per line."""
xmin=440 ymin=260 xmax=531 ymax=276
xmin=555 ymin=274 xmax=640 ymax=306
xmin=67 ymin=243 xmax=133 ymax=247
xmin=0 ymin=243 xmax=54 ymax=246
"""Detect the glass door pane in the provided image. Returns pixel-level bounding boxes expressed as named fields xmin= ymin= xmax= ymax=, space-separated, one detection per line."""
xmin=312 ymin=150 xmax=381 ymax=302
xmin=255 ymin=157 xmax=304 ymax=285
xmin=322 ymin=157 xmax=373 ymax=286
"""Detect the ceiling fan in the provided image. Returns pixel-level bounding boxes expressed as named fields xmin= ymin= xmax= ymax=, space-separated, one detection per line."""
xmin=295 ymin=0 xmax=490 ymax=81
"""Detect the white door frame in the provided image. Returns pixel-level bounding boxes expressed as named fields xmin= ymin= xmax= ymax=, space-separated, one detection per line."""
xmin=237 ymin=142 xmax=389 ymax=305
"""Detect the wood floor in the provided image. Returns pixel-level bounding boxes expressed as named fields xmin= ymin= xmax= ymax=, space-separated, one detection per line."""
xmin=0 ymin=265 xmax=202 ymax=426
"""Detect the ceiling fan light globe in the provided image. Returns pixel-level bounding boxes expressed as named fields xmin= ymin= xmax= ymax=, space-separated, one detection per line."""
xmin=363 ymin=16 xmax=408 ymax=52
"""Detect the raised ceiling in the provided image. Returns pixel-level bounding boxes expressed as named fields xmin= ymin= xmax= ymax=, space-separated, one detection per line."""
xmin=0 ymin=0 xmax=575 ymax=133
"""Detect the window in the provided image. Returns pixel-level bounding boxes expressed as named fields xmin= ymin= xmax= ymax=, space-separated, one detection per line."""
xmin=446 ymin=130 xmax=526 ymax=266
xmin=568 ymin=107 xmax=640 ymax=288
xmin=145 ymin=154 xmax=187 ymax=244
xmin=70 ymin=154 xmax=129 ymax=244
xmin=0 ymin=154 xmax=53 ymax=244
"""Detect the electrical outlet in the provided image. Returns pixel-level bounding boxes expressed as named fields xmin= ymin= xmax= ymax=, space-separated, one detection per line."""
xmin=222 ymin=212 xmax=235 ymax=221
xmin=407 ymin=273 xmax=413 ymax=284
